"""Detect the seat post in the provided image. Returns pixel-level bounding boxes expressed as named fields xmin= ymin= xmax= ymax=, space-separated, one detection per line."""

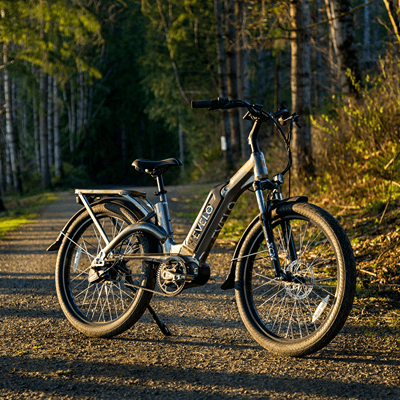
xmin=154 ymin=175 xmax=173 ymax=238
xmin=155 ymin=175 xmax=167 ymax=201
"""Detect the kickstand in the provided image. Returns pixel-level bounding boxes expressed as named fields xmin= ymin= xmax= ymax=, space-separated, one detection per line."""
xmin=147 ymin=304 xmax=171 ymax=336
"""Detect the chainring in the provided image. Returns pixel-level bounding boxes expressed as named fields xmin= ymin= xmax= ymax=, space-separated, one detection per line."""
xmin=157 ymin=261 xmax=188 ymax=297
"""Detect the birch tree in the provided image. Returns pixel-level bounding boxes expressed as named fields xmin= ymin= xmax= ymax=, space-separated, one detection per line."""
xmin=2 ymin=38 xmax=22 ymax=193
xmin=54 ymin=78 xmax=62 ymax=177
xmin=32 ymin=93 xmax=41 ymax=174
xmin=47 ymin=74 xmax=54 ymax=167
xmin=324 ymin=0 xmax=360 ymax=94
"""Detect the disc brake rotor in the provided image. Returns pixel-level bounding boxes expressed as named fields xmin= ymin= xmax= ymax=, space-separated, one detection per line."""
xmin=283 ymin=260 xmax=314 ymax=300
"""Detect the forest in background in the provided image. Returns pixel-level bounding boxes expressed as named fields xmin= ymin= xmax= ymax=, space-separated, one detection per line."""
xmin=1 ymin=0 xmax=400 ymax=212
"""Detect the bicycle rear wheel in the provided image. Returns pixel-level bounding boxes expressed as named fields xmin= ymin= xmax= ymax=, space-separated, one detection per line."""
xmin=55 ymin=202 xmax=157 ymax=338
xmin=235 ymin=203 xmax=356 ymax=357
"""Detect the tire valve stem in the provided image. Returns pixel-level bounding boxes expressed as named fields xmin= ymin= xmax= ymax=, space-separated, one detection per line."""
xmin=312 ymin=295 xmax=330 ymax=323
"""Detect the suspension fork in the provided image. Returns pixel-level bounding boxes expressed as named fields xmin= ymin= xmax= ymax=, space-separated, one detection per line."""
xmin=279 ymin=217 xmax=297 ymax=263
xmin=254 ymin=181 xmax=283 ymax=278
xmin=254 ymin=182 xmax=297 ymax=279
xmin=271 ymin=189 xmax=297 ymax=264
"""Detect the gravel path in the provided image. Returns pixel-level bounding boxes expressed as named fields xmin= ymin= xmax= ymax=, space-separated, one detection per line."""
xmin=0 ymin=187 xmax=399 ymax=399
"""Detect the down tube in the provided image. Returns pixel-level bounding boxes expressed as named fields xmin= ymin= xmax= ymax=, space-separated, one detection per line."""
xmin=182 ymin=158 xmax=255 ymax=263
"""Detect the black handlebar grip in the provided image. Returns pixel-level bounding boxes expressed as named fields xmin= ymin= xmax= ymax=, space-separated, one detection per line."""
xmin=191 ymin=100 xmax=213 ymax=109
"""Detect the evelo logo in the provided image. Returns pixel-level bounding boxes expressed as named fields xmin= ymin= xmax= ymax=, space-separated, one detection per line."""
xmin=192 ymin=205 xmax=214 ymax=240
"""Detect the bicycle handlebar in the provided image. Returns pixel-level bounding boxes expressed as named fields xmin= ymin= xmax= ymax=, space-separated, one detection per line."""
xmin=191 ymin=97 xmax=299 ymax=178
xmin=191 ymin=98 xmax=232 ymax=109
xmin=191 ymin=98 xmax=291 ymax=120
xmin=191 ymin=100 xmax=214 ymax=109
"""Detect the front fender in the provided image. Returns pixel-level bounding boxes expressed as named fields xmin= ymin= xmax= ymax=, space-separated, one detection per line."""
xmin=46 ymin=197 xmax=153 ymax=252
xmin=220 ymin=195 xmax=308 ymax=290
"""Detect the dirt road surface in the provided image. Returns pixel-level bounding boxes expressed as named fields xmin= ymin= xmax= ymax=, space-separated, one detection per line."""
xmin=0 ymin=186 xmax=399 ymax=399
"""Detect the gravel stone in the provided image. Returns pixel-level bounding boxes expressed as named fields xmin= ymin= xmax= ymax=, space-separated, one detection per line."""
xmin=0 ymin=187 xmax=399 ymax=399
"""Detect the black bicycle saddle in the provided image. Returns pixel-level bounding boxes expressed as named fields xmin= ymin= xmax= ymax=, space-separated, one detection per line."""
xmin=132 ymin=158 xmax=182 ymax=176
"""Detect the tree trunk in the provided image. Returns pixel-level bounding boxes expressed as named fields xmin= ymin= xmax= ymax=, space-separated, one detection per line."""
xmin=236 ymin=0 xmax=251 ymax=160
xmin=274 ymin=52 xmax=281 ymax=115
xmin=21 ymin=102 xmax=29 ymax=150
xmin=179 ymin=122 xmax=185 ymax=171
xmin=77 ymin=70 xmax=84 ymax=139
xmin=272 ymin=51 xmax=282 ymax=136
xmin=70 ymin=82 xmax=76 ymax=152
xmin=0 ymin=178 xmax=5 ymax=212
xmin=11 ymin=77 xmax=18 ymax=143
xmin=39 ymin=68 xmax=51 ymax=188
xmin=364 ymin=0 xmax=370 ymax=64
xmin=383 ymin=0 xmax=400 ymax=44
xmin=47 ymin=74 xmax=54 ymax=167
xmin=0 ymin=196 xmax=5 ymax=212
xmin=5 ymin=147 xmax=12 ymax=188
xmin=54 ymin=78 xmax=62 ymax=177
xmin=33 ymin=94 xmax=41 ymax=174
xmin=324 ymin=0 xmax=338 ymax=92
xmin=326 ymin=0 xmax=360 ymax=94
xmin=315 ymin=0 xmax=323 ymax=106
xmin=83 ymin=82 xmax=89 ymax=134
xmin=214 ymin=0 xmax=233 ymax=169
xmin=225 ymin=0 xmax=240 ymax=154
xmin=62 ymin=87 xmax=74 ymax=153
xmin=3 ymin=40 xmax=22 ymax=194
xmin=290 ymin=0 xmax=313 ymax=178
xmin=0 ymin=135 xmax=5 ymax=204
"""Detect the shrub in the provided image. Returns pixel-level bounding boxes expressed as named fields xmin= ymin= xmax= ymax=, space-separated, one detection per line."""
xmin=311 ymin=56 xmax=400 ymax=207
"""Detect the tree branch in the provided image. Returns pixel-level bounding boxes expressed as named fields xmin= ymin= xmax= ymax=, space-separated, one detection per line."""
xmin=155 ymin=0 xmax=190 ymax=104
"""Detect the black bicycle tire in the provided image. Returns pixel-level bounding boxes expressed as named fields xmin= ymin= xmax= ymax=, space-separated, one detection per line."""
xmin=235 ymin=202 xmax=356 ymax=357
xmin=55 ymin=202 xmax=157 ymax=338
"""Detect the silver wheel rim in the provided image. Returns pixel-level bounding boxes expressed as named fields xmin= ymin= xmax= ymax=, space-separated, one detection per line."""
xmin=64 ymin=214 xmax=146 ymax=324
xmin=245 ymin=216 xmax=340 ymax=341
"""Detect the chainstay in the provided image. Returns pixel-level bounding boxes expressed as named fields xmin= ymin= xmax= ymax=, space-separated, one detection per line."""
xmin=125 ymin=282 xmax=178 ymax=297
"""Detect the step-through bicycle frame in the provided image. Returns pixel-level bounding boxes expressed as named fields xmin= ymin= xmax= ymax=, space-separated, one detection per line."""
xmin=71 ymin=103 xmax=298 ymax=282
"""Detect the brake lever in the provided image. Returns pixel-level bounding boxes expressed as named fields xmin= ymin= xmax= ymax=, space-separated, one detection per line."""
xmin=293 ymin=114 xmax=302 ymax=128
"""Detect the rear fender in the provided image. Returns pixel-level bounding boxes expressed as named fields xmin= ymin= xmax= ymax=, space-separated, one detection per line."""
xmin=220 ymin=196 xmax=308 ymax=290
xmin=46 ymin=197 xmax=154 ymax=252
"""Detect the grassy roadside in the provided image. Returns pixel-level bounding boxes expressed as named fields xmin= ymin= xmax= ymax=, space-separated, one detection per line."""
xmin=177 ymin=184 xmax=400 ymax=287
xmin=0 ymin=192 xmax=61 ymax=239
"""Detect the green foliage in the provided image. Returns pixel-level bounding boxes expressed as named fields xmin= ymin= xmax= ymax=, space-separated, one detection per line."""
xmin=69 ymin=7 xmax=180 ymax=186
xmin=0 ymin=0 xmax=102 ymax=82
xmin=140 ymin=0 xmax=227 ymax=179
xmin=311 ymin=56 xmax=400 ymax=206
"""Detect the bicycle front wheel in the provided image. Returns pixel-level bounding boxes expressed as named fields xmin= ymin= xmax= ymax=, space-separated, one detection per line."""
xmin=235 ymin=203 xmax=356 ymax=357
xmin=55 ymin=202 xmax=157 ymax=338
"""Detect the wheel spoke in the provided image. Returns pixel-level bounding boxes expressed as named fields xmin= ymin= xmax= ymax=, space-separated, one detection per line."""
xmin=243 ymin=211 xmax=346 ymax=344
xmin=59 ymin=212 xmax=154 ymax=328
